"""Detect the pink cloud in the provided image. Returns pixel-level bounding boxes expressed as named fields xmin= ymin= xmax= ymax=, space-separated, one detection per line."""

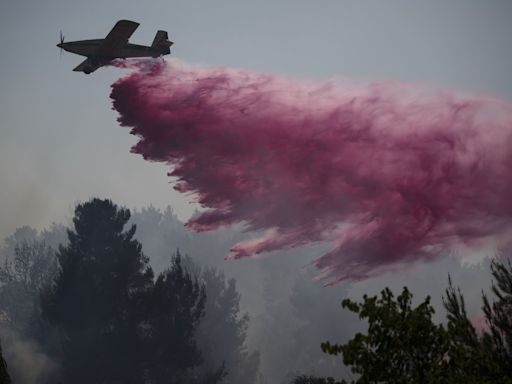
xmin=111 ymin=60 xmax=512 ymax=283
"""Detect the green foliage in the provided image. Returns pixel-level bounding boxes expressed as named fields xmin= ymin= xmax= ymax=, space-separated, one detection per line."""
xmin=318 ymin=259 xmax=512 ymax=384
xmin=322 ymin=287 xmax=448 ymax=384
xmin=482 ymin=260 xmax=512 ymax=368
xmin=443 ymin=275 xmax=487 ymax=382
xmin=443 ymin=260 xmax=512 ymax=383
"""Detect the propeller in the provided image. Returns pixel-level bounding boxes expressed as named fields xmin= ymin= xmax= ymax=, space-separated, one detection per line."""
xmin=58 ymin=30 xmax=65 ymax=58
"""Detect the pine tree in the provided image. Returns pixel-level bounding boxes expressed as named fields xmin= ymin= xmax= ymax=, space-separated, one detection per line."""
xmin=481 ymin=259 xmax=512 ymax=380
xmin=144 ymin=252 xmax=208 ymax=383
xmin=42 ymin=198 xmax=154 ymax=383
xmin=195 ymin=266 xmax=260 ymax=384
xmin=445 ymin=259 xmax=512 ymax=383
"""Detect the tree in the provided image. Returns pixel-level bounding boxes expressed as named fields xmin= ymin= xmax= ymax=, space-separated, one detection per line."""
xmin=317 ymin=258 xmax=512 ymax=384
xmin=444 ymin=259 xmax=512 ymax=383
xmin=194 ymin=265 xmax=260 ymax=384
xmin=0 ymin=226 xmax=38 ymax=258
xmin=321 ymin=287 xmax=449 ymax=384
xmin=0 ymin=239 xmax=61 ymax=383
xmin=442 ymin=276 xmax=488 ymax=382
xmin=0 ymin=240 xmax=58 ymax=339
xmin=481 ymin=259 xmax=512 ymax=379
xmin=0 ymin=339 xmax=11 ymax=384
xmin=42 ymin=198 xmax=154 ymax=383
xmin=41 ymin=199 xmax=222 ymax=383
xmin=143 ymin=252 xmax=210 ymax=384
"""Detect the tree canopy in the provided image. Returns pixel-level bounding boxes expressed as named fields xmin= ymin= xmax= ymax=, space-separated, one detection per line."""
xmin=322 ymin=288 xmax=448 ymax=384
xmin=42 ymin=198 xmax=154 ymax=383
xmin=35 ymin=198 xmax=237 ymax=383
xmin=313 ymin=258 xmax=512 ymax=384
xmin=144 ymin=252 xmax=209 ymax=383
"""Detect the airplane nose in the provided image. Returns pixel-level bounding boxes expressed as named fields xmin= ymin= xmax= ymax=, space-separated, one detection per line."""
xmin=57 ymin=43 xmax=62 ymax=48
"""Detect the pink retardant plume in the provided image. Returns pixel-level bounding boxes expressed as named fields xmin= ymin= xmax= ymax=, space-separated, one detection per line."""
xmin=110 ymin=59 xmax=512 ymax=283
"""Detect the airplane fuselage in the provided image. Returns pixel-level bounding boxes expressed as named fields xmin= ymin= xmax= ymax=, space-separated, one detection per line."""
xmin=58 ymin=20 xmax=172 ymax=74
xmin=58 ymin=39 xmax=163 ymax=59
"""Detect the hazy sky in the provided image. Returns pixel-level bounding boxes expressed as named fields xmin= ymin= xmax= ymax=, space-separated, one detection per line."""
xmin=1 ymin=0 xmax=512 ymax=241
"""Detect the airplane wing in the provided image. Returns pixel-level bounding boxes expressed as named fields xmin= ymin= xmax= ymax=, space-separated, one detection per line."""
xmin=73 ymin=58 xmax=102 ymax=74
xmin=99 ymin=19 xmax=139 ymax=54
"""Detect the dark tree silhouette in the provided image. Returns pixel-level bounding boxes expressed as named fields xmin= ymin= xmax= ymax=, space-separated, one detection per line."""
xmin=0 ymin=339 xmax=11 ymax=384
xmin=42 ymin=198 xmax=154 ymax=383
xmin=40 ymin=200 xmax=223 ymax=384
xmin=130 ymin=206 xmax=261 ymax=382
xmin=482 ymin=259 xmax=512 ymax=377
xmin=194 ymin=265 xmax=260 ymax=384
xmin=443 ymin=275 xmax=487 ymax=382
xmin=144 ymin=252 xmax=209 ymax=384
xmin=444 ymin=259 xmax=512 ymax=383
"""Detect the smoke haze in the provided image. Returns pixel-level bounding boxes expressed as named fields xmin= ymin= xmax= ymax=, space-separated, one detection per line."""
xmin=1 ymin=206 xmax=497 ymax=383
xmin=111 ymin=60 xmax=512 ymax=282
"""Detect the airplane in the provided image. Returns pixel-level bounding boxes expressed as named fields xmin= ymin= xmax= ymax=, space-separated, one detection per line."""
xmin=57 ymin=20 xmax=173 ymax=74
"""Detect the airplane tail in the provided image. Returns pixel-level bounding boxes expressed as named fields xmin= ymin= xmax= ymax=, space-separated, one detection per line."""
xmin=151 ymin=31 xmax=173 ymax=56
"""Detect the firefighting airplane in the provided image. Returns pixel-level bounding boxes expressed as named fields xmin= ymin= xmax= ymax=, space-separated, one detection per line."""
xmin=57 ymin=20 xmax=173 ymax=74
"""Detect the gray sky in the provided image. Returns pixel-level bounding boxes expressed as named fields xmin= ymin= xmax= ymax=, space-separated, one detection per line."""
xmin=1 ymin=0 xmax=512 ymax=241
